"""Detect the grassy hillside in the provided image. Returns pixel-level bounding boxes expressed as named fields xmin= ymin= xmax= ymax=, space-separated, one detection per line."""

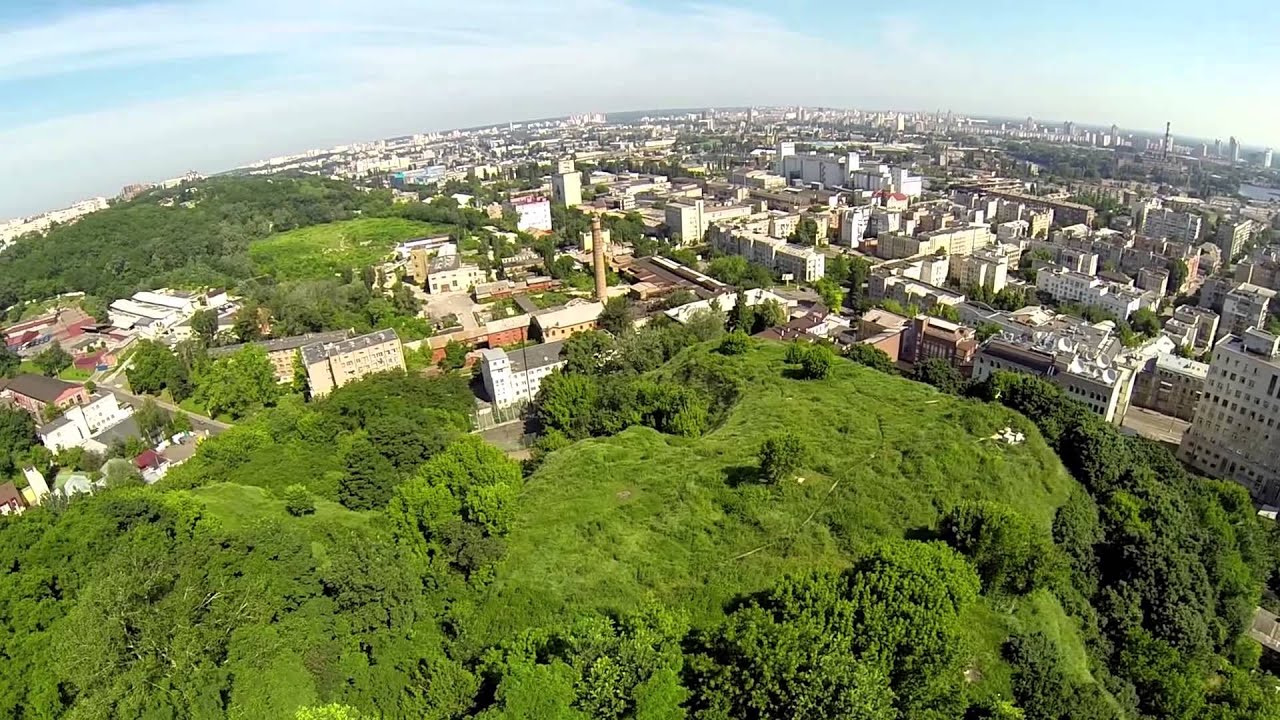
xmin=248 ymin=217 xmax=451 ymax=280
xmin=462 ymin=341 xmax=1087 ymax=699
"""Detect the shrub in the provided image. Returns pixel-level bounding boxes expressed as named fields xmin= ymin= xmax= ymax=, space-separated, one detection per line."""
xmin=284 ymin=484 xmax=316 ymax=516
xmin=759 ymin=432 xmax=803 ymax=483
xmin=717 ymin=331 xmax=750 ymax=355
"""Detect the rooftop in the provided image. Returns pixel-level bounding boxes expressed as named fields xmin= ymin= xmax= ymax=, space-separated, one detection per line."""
xmin=506 ymin=341 xmax=566 ymax=374
xmin=210 ymin=329 xmax=352 ymax=358
xmin=301 ymin=328 xmax=401 ymax=365
xmin=535 ymin=301 xmax=604 ymax=330
xmin=0 ymin=374 xmax=82 ymax=404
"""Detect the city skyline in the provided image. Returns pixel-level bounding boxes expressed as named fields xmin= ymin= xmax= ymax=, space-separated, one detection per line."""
xmin=2 ymin=0 xmax=1278 ymax=217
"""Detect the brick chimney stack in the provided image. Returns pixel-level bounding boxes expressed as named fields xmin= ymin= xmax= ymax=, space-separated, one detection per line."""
xmin=592 ymin=214 xmax=607 ymax=302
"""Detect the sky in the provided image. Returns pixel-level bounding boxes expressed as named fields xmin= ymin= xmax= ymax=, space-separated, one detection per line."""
xmin=1 ymin=0 xmax=1278 ymax=218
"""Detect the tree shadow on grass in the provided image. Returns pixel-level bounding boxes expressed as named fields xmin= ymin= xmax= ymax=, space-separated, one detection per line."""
xmin=904 ymin=525 xmax=941 ymax=543
xmin=723 ymin=464 xmax=761 ymax=487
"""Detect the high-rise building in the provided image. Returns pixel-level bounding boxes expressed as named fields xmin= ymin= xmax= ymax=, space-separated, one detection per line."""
xmin=775 ymin=140 xmax=795 ymax=175
xmin=551 ymin=159 xmax=582 ymax=208
xmin=1228 ymin=136 xmax=1241 ymax=163
xmin=1265 ymin=148 xmax=1274 ymax=169
xmin=1180 ymin=328 xmax=1280 ymax=504
xmin=1214 ymin=138 xmax=1223 ymax=158
xmin=1140 ymin=207 xmax=1203 ymax=243
xmin=1216 ymin=218 xmax=1255 ymax=262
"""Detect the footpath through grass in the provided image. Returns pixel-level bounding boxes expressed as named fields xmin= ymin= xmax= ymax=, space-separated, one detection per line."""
xmin=249 ymin=217 xmax=453 ymax=280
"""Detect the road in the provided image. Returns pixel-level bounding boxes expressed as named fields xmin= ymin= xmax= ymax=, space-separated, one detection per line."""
xmin=102 ymin=383 xmax=232 ymax=435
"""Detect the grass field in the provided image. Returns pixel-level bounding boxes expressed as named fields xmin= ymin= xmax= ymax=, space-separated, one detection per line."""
xmin=249 ymin=218 xmax=453 ymax=280
xmin=463 ymin=341 xmax=1089 ymax=694
xmin=180 ymin=483 xmax=373 ymax=537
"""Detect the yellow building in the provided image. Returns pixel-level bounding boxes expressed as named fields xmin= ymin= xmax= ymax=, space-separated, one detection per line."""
xmin=303 ymin=328 xmax=406 ymax=398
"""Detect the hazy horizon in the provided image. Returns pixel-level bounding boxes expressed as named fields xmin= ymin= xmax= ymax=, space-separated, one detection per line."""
xmin=2 ymin=0 xmax=1277 ymax=218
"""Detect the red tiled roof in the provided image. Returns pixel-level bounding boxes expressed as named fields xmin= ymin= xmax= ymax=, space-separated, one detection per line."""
xmin=134 ymin=450 xmax=161 ymax=469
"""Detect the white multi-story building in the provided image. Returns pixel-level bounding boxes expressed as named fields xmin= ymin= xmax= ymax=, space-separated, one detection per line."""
xmin=1140 ymin=207 xmax=1203 ymax=243
xmin=972 ymin=337 xmax=1133 ymax=423
xmin=778 ymin=150 xmax=858 ymax=189
xmin=38 ymin=392 xmax=134 ymax=452
xmin=508 ymin=196 xmax=552 ymax=232
xmin=840 ymin=207 xmax=871 ymax=247
xmin=1180 ymin=329 xmax=1280 ymax=504
xmin=665 ymin=200 xmax=754 ymax=246
xmin=1218 ymin=283 xmax=1275 ymax=341
xmin=1035 ymin=267 xmax=1154 ymax=319
xmin=479 ymin=341 xmax=566 ymax=407
xmin=708 ymin=224 xmax=825 ymax=282
xmin=850 ymin=164 xmax=924 ymax=198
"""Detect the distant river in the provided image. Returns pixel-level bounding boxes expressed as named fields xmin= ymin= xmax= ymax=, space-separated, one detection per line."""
xmin=1239 ymin=183 xmax=1280 ymax=202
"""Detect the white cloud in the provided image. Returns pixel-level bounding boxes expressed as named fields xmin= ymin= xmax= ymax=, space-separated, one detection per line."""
xmin=0 ymin=0 xmax=1276 ymax=217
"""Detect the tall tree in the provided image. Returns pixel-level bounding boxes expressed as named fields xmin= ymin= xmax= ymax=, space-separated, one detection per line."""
xmin=33 ymin=345 xmax=73 ymax=377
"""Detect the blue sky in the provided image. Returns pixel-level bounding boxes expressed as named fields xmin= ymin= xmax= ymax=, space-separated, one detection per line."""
xmin=1 ymin=0 xmax=1278 ymax=218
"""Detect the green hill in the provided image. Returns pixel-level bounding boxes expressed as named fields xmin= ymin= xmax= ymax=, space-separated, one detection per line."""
xmin=468 ymin=342 xmax=1086 ymax=699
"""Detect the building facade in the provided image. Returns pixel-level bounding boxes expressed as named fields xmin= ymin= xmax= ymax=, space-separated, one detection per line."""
xmin=508 ymin=196 xmax=552 ymax=232
xmin=303 ymin=329 xmax=406 ymax=398
xmin=551 ymin=160 xmax=582 ymax=208
xmin=534 ymin=302 xmax=603 ymax=341
xmin=1131 ymin=353 xmax=1208 ymax=421
xmin=1180 ymin=329 xmax=1280 ymax=503
xmin=1140 ymin=208 xmax=1203 ymax=243
xmin=210 ymin=330 xmax=352 ymax=383
xmin=479 ymin=341 xmax=566 ymax=407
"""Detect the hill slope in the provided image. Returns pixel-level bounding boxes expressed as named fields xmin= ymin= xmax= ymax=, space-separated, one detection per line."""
xmin=469 ymin=343 xmax=1083 ymax=690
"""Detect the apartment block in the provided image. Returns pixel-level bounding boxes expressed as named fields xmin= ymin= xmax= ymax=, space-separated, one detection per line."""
xmin=1163 ymin=305 xmax=1220 ymax=352
xmin=1218 ymin=283 xmax=1275 ymax=341
xmin=303 ymin=329 xmax=406 ymax=398
xmin=210 ymin=329 xmax=352 ymax=383
xmin=1180 ymin=329 xmax=1280 ymax=504
xmin=479 ymin=341 xmax=566 ymax=407
xmin=1131 ymin=353 xmax=1208 ymax=421
xmin=1035 ymin=267 xmax=1154 ymax=319
xmin=1140 ymin=207 xmax=1203 ymax=243
xmin=708 ymin=224 xmax=825 ymax=282
xmin=950 ymin=248 xmax=1009 ymax=293
xmin=507 ymin=196 xmax=552 ymax=233
xmin=665 ymin=200 xmax=753 ymax=246
xmin=551 ymin=160 xmax=582 ymax=208
xmin=1216 ymin=219 xmax=1254 ymax=261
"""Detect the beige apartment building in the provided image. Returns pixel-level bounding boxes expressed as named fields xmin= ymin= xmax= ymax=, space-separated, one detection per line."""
xmin=210 ymin=330 xmax=352 ymax=383
xmin=1180 ymin=329 xmax=1280 ymax=504
xmin=303 ymin=328 xmax=406 ymax=398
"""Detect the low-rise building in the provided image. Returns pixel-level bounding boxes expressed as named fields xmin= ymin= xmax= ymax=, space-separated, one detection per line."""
xmin=38 ymin=392 xmax=133 ymax=452
xmin=973 ymin=337 xmax=1133 ymax=423
xmin=1180 ymin=329 xmax=1280 ymax=503
xmin=303 ymin=329 xmax=406 ymax=398
xmin=0 ymin=375 xmax=88 ymax=417
xmin=1130 ymin=353 xmax=1207 ymax=422
xmin=900 ymin=315 xmax=978 ymax=371
xmin=534 ymin=301 xmax=604 ymax=341
xmin=479 ymin=341 xmax=566 ymax=407
xmin=426 ymin=254 xmax=486 ymax=294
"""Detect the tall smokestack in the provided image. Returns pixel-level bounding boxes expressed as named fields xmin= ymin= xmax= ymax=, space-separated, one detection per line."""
xmin=592 ymin=214 xmax=607 ymax=302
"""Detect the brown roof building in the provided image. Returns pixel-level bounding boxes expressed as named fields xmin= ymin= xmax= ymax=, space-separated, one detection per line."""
xmin=0 ymin=375 xmax=89 ymax=417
